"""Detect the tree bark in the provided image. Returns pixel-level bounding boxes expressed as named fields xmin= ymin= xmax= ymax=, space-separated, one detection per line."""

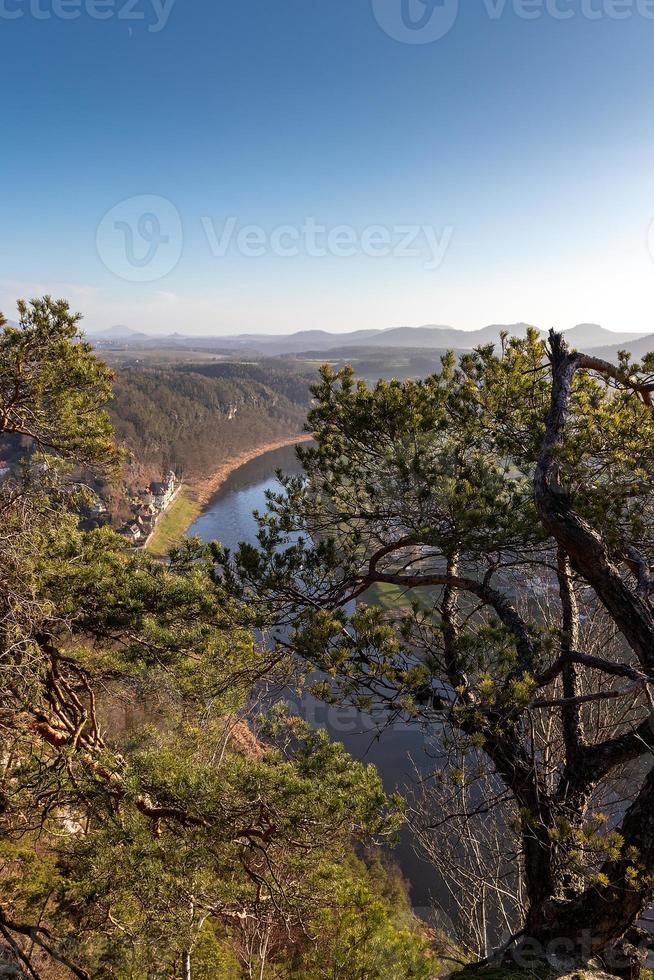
xmin=524 ymin=331 xmax=654 ymax=959
xmin=534 ymin=333 xmax=654 ymax=671
xmin=527 ymin=764 xmax=654 ymax=960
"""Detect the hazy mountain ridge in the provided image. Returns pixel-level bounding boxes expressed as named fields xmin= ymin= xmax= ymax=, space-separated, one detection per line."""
xmin=560 ymin=323 xmax=645 ymax=347
xmin=90 ymin=324 xmax=152 ymax=341
xmin=87 ymin=322 xmax=653 ymax=358
xmin=584 ymin=334 xmax=654 ymax=361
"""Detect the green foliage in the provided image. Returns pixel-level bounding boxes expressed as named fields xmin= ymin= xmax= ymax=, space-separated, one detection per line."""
xmin=287 ymin=856 xmax=435 ymax=979
xmin=215 ymin=329 xmax=654 ymax=963
xmin=45 ymin=721 xmax=409 ymax=977
xmin=224 ymin=330 xmax=654 ymax=713
xmin=0 ymin=296 xmax=122 ymax=470
xmin=0 ymin=298 xmax=429 ymax=979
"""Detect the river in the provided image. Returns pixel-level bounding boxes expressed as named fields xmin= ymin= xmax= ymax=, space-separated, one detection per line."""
xmin=188 ymin=443 xmax=436 ymax=909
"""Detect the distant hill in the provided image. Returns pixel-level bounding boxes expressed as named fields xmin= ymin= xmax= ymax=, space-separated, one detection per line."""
xmin=219 ymin=323 xmax=538 ymax=354
xmin=237 ymin=328 xmax=384 ymax=350
xmin=86 ymin=322 xmax=650 ymax=357
xmin=89 ymin=324 xmax=151 ymax=341
xmin=333 ymin=323 xmax=535 ymax=350
xmin=587 ymin=333 xmax=654 ymax=361
xmin=229 ymin=330 xmax=384 ymax=355
xmin=562 ymin=323 xmax=646 ymax=348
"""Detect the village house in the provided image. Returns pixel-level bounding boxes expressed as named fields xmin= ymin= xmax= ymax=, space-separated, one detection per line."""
xmin=150 ymin=482 xmax=168 ymax=509
xmin=78 ymin=496 xmax=112 ymax=532
xmin=119 ymin=471 xmax=177 ymax=546
xmin=136 ymin=513 xmax=155 ymax=535
xmin=140 ymin=487 xmax=155 ymax=507
xmin=118 ymin=523 xmax=143 ymax=546
xmin=89 ymin=500 xmax=110 ymax=523
xmin=149 ymin=470 xmax=176 ymax=511
xmin=138 ymin=470 xmax=176 ymax=513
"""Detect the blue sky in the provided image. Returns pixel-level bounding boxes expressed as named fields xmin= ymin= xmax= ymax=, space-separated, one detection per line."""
xmin=2 ymin=0 xmax=654 ymax=334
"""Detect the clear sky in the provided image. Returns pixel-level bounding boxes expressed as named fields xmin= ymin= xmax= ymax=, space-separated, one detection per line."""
xmin=2 ymin=0 xmax=654 ymax=335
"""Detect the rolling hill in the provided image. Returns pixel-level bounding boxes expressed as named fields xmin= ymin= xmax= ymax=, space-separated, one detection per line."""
xmin=586 ymin=333 xmax=654 ymax=361
xmin=87 ymin=322 xmax=650 ymax=357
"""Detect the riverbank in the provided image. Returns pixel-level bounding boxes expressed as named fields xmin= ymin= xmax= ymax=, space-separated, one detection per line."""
xmin=146 ymin=434 xmax=312 ymax=558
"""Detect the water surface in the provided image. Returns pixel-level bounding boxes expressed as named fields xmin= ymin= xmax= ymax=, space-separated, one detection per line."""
xmin=189 ymin=444 xmax=435 ymax=906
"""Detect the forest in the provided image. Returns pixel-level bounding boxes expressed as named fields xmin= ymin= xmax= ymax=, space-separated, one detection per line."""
xmin=0 ymin=301 xmax=436 ymax=978
xmin=107 ymin=360 xmax=314 ymax=484
xmin=5 ymin=298 xmax=654 ymax=979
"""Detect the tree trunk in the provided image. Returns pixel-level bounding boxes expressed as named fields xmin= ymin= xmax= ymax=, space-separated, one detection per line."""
xmin=516 ymin=766 xmax=654 ymax=971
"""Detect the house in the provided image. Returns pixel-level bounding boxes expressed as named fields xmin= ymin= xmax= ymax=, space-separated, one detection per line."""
xmin=118 ymin=523 xmax=142 ymax=545
xmin=87 ymin=500 xmax=111 ymax=528
xmin=149 ymin=471 xmax=176 ymax=510
xmin=140 ymin=487 xmax=155 ymax=506
xmin=150 ymin=482 xmax=168 ymax=509
xmin=78 ymin=496 xmax=112 ymax=531
xmin=163 ymin=470 xmax=176 ymax=499
xmin=136 ymin=513 xmax=155 ymax=534
xmin=134 ymin=503 xmax=156 ymax=521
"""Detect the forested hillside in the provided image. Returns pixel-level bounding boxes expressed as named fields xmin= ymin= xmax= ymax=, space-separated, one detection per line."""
xmin=108 ymin=361 xmax=313 ymax=482
xmin=9 ymin=300 xmax=654 ymax=978
xmin=0 ymin=302 xmax=436 ymax=978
